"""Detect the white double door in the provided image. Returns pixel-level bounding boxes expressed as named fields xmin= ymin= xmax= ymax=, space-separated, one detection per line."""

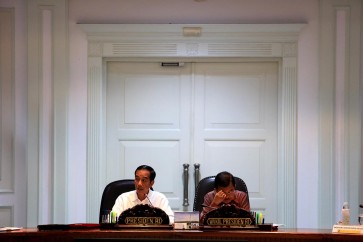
xmin=106 ymin=60 xmax=278 ymax=222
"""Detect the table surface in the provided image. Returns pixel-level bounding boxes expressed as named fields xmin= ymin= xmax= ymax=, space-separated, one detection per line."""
xmin=0 ymin=227 xmax=362 ymax=242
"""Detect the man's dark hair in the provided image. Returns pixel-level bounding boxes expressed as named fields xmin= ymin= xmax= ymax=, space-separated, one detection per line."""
xmin=214 ymin=171 xmax=235 ymax=188
xmin=135 ymin=165 xmax=156 ymax=181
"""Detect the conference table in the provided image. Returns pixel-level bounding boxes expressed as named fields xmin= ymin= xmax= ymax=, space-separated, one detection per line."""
xmin=0 ymin=227 xmax=362 ymax=242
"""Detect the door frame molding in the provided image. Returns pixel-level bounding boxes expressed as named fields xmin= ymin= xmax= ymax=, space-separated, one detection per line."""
xmin=79 ymin=24 xmax=305 ymax=226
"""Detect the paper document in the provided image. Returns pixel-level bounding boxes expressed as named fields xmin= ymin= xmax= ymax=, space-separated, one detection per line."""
xmin=0 ymin=227 xmax=22 ymax=232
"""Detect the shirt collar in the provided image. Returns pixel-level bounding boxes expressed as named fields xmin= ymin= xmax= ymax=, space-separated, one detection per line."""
xmin=132 ymin=189 xmax=153 ymax=202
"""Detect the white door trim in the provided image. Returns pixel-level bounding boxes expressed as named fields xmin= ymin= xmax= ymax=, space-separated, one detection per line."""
xmin=79 ymin=24 xmax=305 ymax=227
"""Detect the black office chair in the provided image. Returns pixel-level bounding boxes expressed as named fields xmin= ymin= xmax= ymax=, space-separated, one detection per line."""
xmin=193 ymin=176 xmax=250 ymax=213
xmin=99 ymin=179 xmax=135 ymax=224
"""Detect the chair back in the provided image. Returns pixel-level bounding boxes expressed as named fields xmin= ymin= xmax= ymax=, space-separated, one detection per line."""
xmin=99 ymin=179 xmax=135 ymax=223
xmin=193 ymin=176 xmax=249 ymax=213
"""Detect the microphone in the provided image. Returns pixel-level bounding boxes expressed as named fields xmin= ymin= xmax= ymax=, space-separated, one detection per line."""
xmin=145 ymin=193 xmax=154 ymax=207
xmin=201 ymin=204 xmax=217 ymax=209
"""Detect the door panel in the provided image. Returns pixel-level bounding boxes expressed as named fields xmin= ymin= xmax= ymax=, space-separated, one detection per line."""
xmin=194 ymin=62 xmax=278 ymax=220
xmin=106 ymin=61 xmax=278 ymax=221
xmin=106 ymin=62 xmax=191 ymax=210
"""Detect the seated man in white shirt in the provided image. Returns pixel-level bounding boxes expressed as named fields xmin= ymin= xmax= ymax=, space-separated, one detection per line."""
xmin=112 ymin=165 xmax=174 ymax=224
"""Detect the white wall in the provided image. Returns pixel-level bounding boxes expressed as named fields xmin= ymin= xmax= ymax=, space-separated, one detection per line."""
xmin=4 ymin=0 xmax=361 ymax=229
xmin=295 ymin=2 xmax=320 ymax=228
xmin=67 ymin=0 xmax=320 ymax=227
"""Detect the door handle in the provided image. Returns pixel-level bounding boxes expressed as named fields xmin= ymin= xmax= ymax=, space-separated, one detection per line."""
xmin=194 ymin=163 xmax=200 ymax=189
xmin=183 ymin=163 xmax=189 ymax=206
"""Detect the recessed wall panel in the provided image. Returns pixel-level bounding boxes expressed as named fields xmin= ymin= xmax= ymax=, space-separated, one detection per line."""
xmin=0 ymin=8 xmax=14 ymax=193
xmin=124 ymin=76 xmax=179 ymax=125
xmin=205 ymin=75 xmax=262 ymax=125
xmin=199 ymin=63 xmax=268 ymax=130
xmin=0 ymin=206 xmax=13 ymax=227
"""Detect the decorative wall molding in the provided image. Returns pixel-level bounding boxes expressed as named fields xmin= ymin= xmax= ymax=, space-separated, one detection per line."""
xmin=88 ymin=43 xmax=102 ymax=57
xmin=86 ymin=57 xmax=104 ymax=220
xmin=319 ymin=0 xmax=361 ymax=229
xmin=282 ymin=43 xmax=297 ymax=57
xmin=80 ymin=23 xmax=305 ymax=227
xmin=27 ymin=0 xmax=68 ymax=226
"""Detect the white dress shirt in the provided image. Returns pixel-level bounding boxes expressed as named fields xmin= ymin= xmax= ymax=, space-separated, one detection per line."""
xmin=112 ymin=190 xmax=174 ymax=224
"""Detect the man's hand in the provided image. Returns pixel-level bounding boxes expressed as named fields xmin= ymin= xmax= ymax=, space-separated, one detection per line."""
xmin=210 ymin=190 xmax=236 ymax=207
xmin=210 ymin=190 xmax=227 ymax=206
